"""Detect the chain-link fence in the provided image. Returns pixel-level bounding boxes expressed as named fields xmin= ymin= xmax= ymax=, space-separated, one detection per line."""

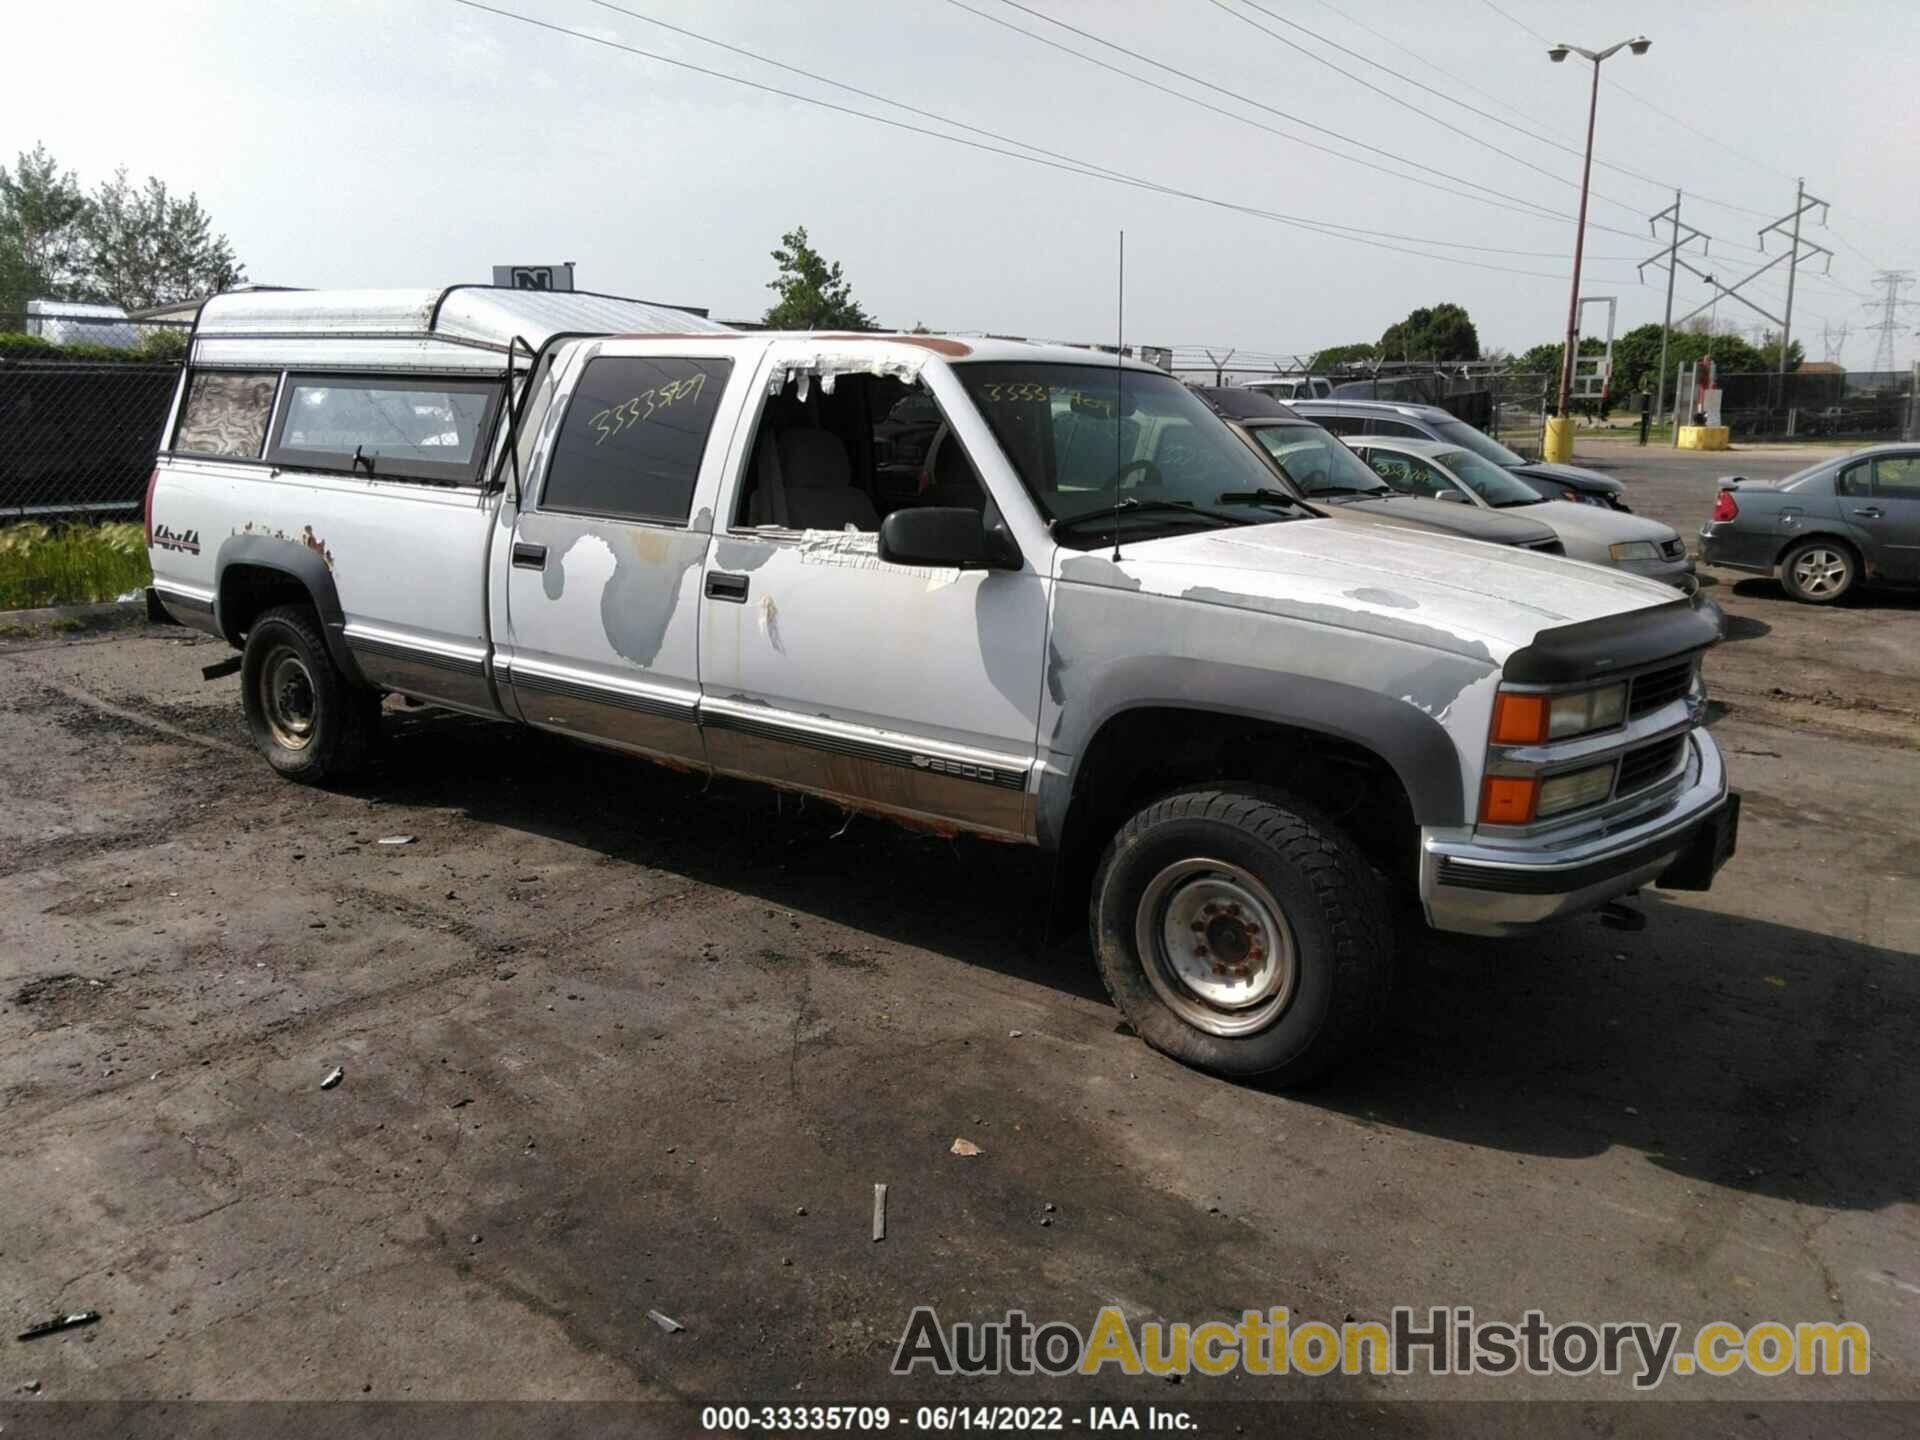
xmin=1701 ymin=369 xmax=1918 ymax=444
xmin=2 ymin=313 xmax=187 ymax=517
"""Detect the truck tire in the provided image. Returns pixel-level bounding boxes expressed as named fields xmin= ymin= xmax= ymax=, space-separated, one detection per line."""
xmin=1778 ymin=538 xmax=1856 ymax=604
xmin=240 ymin=603 xmax=380 ymax=783
xmin=1090 ymin=788 xmax=1392 ymax=1085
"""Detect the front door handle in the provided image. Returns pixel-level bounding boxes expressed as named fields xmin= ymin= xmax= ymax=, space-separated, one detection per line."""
xmin=512 ymin=541 xmax=548 ymax=569
xmin=705 ymin=571 xmax=750 ymax=602
xmin=1852 ymin=507 xmax=1884 ymax=518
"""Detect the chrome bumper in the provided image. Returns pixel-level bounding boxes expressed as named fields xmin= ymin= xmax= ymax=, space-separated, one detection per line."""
xmin=1420 ymin=729 xmax=1731 ymax=937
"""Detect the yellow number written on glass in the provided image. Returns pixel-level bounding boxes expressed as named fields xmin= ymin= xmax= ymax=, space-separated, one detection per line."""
xmin=588 ymin=370 xmax=708 ymax=445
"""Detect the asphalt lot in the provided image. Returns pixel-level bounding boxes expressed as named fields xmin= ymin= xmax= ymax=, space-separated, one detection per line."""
xmin=2 ymin=439 xmax=1916 ymax=1427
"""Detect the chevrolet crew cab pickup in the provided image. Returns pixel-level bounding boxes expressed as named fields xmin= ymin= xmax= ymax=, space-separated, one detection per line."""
xmin=147 ymin=287 xmax=1739 ymax=1083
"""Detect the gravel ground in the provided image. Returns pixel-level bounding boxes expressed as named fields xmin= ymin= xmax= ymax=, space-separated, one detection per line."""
xmin=1 ymin=443 xmax=1915 ymax=1430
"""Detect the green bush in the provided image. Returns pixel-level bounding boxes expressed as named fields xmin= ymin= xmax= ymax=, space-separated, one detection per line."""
xmin=0 ymin=328 xmax=188 ymax=363
xmin=0 ymin=521 xmax=151 ymax=608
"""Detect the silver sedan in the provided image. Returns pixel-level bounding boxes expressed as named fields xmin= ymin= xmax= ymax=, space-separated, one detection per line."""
xmin=1350 ymin=437 xmax=1696 ymax=589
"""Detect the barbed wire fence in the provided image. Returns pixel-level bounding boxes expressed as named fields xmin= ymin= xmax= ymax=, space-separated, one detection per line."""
xmin=1 ymin=314 xmax=189 ymax=518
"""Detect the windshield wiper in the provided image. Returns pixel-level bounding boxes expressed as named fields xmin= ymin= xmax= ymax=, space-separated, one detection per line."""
xmin=1051 ymin=498 xmax=1251 ymax=535
xmin=1300 ymin=485 xmax=1392 ymax=499
xmin=1216 ymin=488 xmax=1310 ymax=511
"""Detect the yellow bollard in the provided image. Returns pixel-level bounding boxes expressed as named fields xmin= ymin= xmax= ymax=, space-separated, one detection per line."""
xmin=1542 ymin=415 xmax=1575 ymax=463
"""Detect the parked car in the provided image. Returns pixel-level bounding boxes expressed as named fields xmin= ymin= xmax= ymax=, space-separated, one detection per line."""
xmin=1699 ymin=445 xmax=1920 ymax=604
xmin=1290 ymin=399 xmax=1630 ymax=510
xmin=148 ymin=287 xmax=1736 ymax=1085
xmin=1244 ymin=376 xmax=1333 ymax=402
xmin=1351 ymin=437 xmax=1695 ymax=590
xmin=1187 ymin=384 xmax=1297 ymax=421
xmin=1228 ymin=416 xmax=1567 ymax=554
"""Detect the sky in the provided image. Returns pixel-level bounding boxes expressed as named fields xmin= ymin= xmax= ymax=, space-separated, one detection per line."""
xmin=6 ymin=0 xmax=1917 ymax=372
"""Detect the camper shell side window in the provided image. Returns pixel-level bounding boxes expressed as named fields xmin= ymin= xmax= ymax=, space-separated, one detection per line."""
xmin=263 ymin=373 xmax=505 ymax=485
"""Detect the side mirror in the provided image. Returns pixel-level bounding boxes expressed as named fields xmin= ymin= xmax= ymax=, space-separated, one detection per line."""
xmin=1434 ymin=488 xmax=1468 ymax=503
xmin=878 ymin=507 xmax=1018 ymax=570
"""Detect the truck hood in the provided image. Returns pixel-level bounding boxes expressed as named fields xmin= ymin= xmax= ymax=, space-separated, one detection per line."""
xmin=1510 ymin=460 xmax=1625 ymax=495
xmin=1325 ymin=495 xmax=1558 ymax=546
xmin=1055 ymin=519 xmax=1677 ymax=662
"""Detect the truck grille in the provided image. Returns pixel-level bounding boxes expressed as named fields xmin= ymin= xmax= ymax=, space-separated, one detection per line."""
xmin=1615 ymin=735 xmax=1686 ymax=796
xmin=1627 ymin=659 xmax=1695 ymax=717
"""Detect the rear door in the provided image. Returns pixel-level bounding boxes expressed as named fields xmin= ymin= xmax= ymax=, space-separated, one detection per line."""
xmin=498 ymin=340 xmax=746 ymax=764
xmin=1861 ymin=452 xmax=1920 ymax=579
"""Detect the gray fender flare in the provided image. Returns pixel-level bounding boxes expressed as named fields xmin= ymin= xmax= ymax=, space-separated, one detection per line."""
xmin=1038 ymin=657 xmax=1469 ymax=849
xmin=214 ymin=533 xmax=367 ymax=686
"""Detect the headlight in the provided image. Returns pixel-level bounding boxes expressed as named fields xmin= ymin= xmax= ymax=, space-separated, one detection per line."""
xmin=1610 ymin=540 xmax=1661 ymax=562
xmin=1490 ymin=683 xmax=1628 ymax=744
xmin=1536 ymin=763 xmax=1615 ymax=817
xmin=1478 ymin=761 xmax=1616 ymax=824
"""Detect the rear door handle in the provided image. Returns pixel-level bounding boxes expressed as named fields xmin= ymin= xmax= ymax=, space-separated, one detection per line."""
xmin=705 ymin=571 xmax=750 ymax=602
xmin=512 ymin=541 xmax=548 ymax=569
xmin=1852 ymin=507 xmax=1884 ymax=518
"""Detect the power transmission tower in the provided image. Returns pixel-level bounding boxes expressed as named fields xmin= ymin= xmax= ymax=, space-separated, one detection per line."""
xmin=1758 ymin=181 xmax=1830 ymax=381
xmin=1665 ymin=185 xmax=1832 ymax=348
xmin=1862 ymin=270 xmax=1917 ymax=376
xmin=1636 ymin=192 xmax=1709 ymax=423
xmin=1820 ymin=321 xmax=1850 ymax=366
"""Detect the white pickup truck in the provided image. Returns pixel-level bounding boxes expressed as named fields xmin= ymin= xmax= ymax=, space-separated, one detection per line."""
xmin=146 ymin=287 xmax=1738 ymax=1083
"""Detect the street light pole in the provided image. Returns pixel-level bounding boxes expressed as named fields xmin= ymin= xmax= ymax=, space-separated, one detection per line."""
xmin=1548 ymin=37 xmax=1651 ymax=426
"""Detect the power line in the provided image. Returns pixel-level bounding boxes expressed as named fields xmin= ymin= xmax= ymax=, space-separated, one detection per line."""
xmin=443 ymin=0 xmax=1585 ymax=283
xmin=955 ymin=0 xmax=1681 ymax=253
xmin=945 ymin=0 xmax=1572 ymax=229
xmin=1206 ymin=0 xmax=1654 ymax=222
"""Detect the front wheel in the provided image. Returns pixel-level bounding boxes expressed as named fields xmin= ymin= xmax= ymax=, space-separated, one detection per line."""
xmin=240 ymin=604 xmax=380 ymax=783
xmin=1090 ymin=788 xmax=1392 ymax=1085
xmin=1779 ymin=539 xmax=1856 ymax=604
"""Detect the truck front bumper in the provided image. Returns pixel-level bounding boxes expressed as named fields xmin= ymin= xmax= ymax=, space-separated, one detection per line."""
xmin=1420 ymin=729 xmax=1736 ymax=937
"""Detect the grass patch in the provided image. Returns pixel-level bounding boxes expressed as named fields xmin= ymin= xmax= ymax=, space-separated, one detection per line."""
xmin=0 ymin=522 xmax=151 ymax=610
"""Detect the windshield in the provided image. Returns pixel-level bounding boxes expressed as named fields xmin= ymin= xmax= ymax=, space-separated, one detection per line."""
xmin=1430 ymin=418 xmax=1526 ymax=468
xmin=1434 ymin=449 xmax=1544 ymax=506
xmin=956 ymin=364 xmax=1294 ymax=540
xmin=1250 ymin=426 xmax=1389 ymax=497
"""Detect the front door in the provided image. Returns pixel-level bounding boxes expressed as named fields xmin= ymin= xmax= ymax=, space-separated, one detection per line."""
xmin=1858 ymin=452 xmax=1920 ymax=580
xmin=698 ymin=354 xmax=1048 ymax=841
xmin=501 ymin=346 xmax=739 ymax=765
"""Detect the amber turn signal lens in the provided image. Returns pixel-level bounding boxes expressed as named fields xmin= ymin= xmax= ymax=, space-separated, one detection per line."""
xmin=1481 ymin=775 xmax=1539 ymax=825
xmin=1490 ymin=692 xmax=1549 ymax=744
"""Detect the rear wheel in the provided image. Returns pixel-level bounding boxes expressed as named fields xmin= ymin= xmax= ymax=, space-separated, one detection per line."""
xmin=241 ymin=604 xmax=380 ymax=783
xmin=1779 ymin=539 xmax=1856 ymax=604
xmin=1090 ymin=788 xmax=1392 ymax=1085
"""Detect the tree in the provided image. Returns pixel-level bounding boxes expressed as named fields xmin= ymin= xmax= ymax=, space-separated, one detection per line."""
xmin=0 ymin=145 xmax=89 ymax=315
xmin=1309 ymin=341 xmax=1378 ymax=370
xmin=762 ymin=226 xmax=875 ymax=330
xmin=1377 ymin=302 xmax=1479 ymax=362
xmin=80 ymin=169 xmax=244 ymax=310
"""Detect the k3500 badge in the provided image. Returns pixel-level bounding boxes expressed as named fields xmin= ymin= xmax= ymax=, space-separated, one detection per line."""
xmin=912 ymin=754 xmax=1000 ymax=785
xmin=152 ymin=523 xmax=201 ymax=555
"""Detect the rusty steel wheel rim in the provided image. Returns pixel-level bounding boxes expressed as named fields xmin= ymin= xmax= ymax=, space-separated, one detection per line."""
xmin=260 ymin=645 xmax=318 ymax=751
xmin=1135 ymin=858 xmax=1298 ymax=1038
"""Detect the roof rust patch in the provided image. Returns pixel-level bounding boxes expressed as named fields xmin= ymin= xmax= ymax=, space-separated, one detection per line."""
xmin=816 ymin=332 xmax=972 ymax=357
